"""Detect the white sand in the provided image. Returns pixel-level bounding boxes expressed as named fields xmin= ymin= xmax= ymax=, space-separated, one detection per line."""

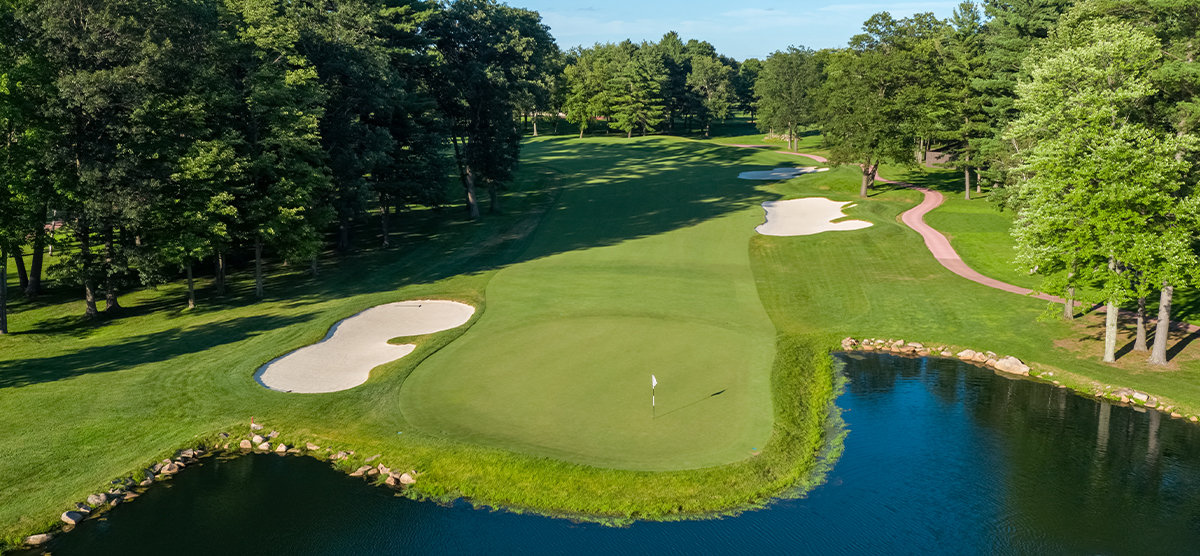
xmin=738 ymin=167 xmax=830 ymax=180
xmin=756 ymin=197 xmax=873 ymax=236
xmin=255 ymin=300 xmax=475 ymax=393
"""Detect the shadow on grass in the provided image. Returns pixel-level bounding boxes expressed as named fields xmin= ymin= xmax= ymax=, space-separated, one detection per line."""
xmin=0 ymin=312 xmax=316 ymax=389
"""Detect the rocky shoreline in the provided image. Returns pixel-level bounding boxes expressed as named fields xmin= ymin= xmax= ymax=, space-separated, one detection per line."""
xmin=840 ymin=336 xmax=1200 ymax=423
xmin=22 ymin=421 xmax=420 ymax=549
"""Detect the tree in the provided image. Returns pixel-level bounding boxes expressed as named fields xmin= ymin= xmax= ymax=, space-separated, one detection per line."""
xmin=1010 ymin=17 xmax=1195 ymax=363
xmin=976 ymin=0 xmax=1073 ymax=201
xmin=563 ymin=45 xmax=614 ymax=139
xmin=427 ymin=0 xmax=556 ymax=218
xmin=942 ymin=1 xmax=991 ymax=200
xmin=686 ymin=55 xmax=732 ymax=137
xmin=818 ymin=12 xmax=931 ymax=197
xmin=222 ymin=0 xmax=333 ymax=299
xmin=755 ymin=47 xmax=820 ymax=152
xmin=735 ymin=57 xmax=761 ymax=119
xmin=608 ymin=43 xmax=667 ymax=137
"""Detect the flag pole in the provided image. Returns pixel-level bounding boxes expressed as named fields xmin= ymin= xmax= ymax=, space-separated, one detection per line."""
xmin=651 ymin=374 xmax=656 ymax=419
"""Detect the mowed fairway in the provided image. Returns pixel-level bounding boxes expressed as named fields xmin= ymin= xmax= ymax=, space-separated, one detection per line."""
xmin=400 ymin=137 xmax=781 ymax=471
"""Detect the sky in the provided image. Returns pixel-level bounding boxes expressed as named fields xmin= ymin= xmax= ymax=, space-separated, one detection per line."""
xmin=517 ymin=0 xmax=964 ymax=60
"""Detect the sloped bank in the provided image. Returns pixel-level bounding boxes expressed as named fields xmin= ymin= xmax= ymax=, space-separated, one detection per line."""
xmin=13 ymin=337 xmax=846 ymax=551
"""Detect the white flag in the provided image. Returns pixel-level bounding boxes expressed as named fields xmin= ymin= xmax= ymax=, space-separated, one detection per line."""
xmin=651 ymin=375 xmax=657 ymax=388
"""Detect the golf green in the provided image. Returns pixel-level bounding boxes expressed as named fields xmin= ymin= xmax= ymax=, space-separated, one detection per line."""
xmin=399 ymin=137 xmax=782 ymax=470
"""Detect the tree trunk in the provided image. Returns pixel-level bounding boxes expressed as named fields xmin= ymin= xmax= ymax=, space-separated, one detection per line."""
xmin=488 ymin=181 xmax=501 ymax=214
xmin=705 ymin=122 xmax=710 ymax=138
xmin=964 ymin=164 xmax=971 ymax=201
xmin=254 ymin=234 xmax=264 ymax=299
xmin=310 ymin=257 xmax=319 ymax=277
xmin=79 ymin=223 xmax=98 ymax=318
xmin=1063 ymin=286 xmax=1075 ymax=320
xmin=462 ymin=165 xmax=481 ymax=219
xmin=1149 ymin=283 xmax=1173 ymax=365
xmin=579 ymin=127 xmax=584 ymax=139
xmin=380 ymin=194 xmax=391 ymax=247
xmin=27 ymin=230 xmax=44 ymax=297
xmin=627 ymin=128 xmax=632 ymax=138
xmin=1103 ymin=300 xmax=1119 ymax=363
xmin=103 ymin=227 xmax=120 ymax=312
xmin=186 ymin=263 xmax=195 ymax=310
xmin=1 ymin=244 xmax=8 ymax=335
xmin=214 ymin=251 xmax=226 ymax=297
xmin=532 ymin=114 xmax=538 ymax=137
xmin=13 ymin=246 xmax=28 ymax=291
xmin=859 ymin=161 xmax=876 ymax=198
xmin=1135 ymin=296 xmax=1148 ymax=351
xmin=337 ymin=221 xmax=350 ymax=253
xmin=452 ymin=135 xmax=480 ymax=219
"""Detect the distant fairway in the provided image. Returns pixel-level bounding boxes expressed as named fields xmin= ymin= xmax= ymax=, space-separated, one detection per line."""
xmin=400 ymin=137 xmax=783 ymax=471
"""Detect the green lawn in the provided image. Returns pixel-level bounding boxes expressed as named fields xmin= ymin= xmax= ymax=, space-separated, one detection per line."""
xmin=400 ymin=137 xmax=778 ymax=471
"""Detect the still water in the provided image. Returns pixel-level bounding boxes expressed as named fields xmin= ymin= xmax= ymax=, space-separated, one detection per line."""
xmin=27 ymin=354 xmax=1200 ymax=555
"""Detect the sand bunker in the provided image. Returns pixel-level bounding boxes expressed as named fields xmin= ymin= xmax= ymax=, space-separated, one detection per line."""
xmin=255 ymin=300 xmax=475 ymax=393
xmin=738 ymin=167 xmax=830 ymax=180
xmin=756 ymin=197 xmax=873 ymax=236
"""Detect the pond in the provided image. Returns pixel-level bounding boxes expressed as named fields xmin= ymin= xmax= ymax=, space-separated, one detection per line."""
xmin=23 ymin=353 xmax=1200 ymax=555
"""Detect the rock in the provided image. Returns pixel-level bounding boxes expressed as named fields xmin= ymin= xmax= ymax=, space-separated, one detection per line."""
xmin=239 ymin=439 xmax=253 ymax=450
xmin=218 ymin=432 xmax=230 ymax=438
xmin=222 ymin=443 xmax=230 ymax=450
xmin=306 ymin=442 xmax=320 ymax=451
xmin=267 ymin=430 xmax=279 ymax=439
xmin=275 ymin=443 xmax=288 ymax=454
xmin=140 ymin=479 xmax=153 ymax=486
xmin=957 ymin=349 xmax=977 ymax=360
xmin=151 ymin=462 xmax=164 ymax=473
xmin=1120 ymin=396 xmax=1130 ymax=404
xmin=984 ymin=358 xmax=998 ymax=367
xmin=109 ymin=498 xmax=121 ymax=507
xmin=25 ymin=534 xmax=52 ymax=546
xmin=87 ymin=493 xmax=108 ymax=506
xmin=161 ymin=463 xmax=180 ymax=475
xmin=257 ymin=442 xmax=270 ymax=451
xmin=365 ymin=454 xmax=380 ymax=463
xmin=250 ymin=422 xmax=264 ymax=431
xmin=1172 ymin=412 xmax=1182 ymax=419
xmin=1132 ymin=392 xmax=1149 ymax=403
xmin=251 ymin=434 xmax=264 ymax=444
xmin=124 ymin=493 xmax=139 ymax=501
xmin=862 ymin=344 xmax=876 ymax=351
xmin=61 ymin=511 xmax=84 ymax=525
xmin=399 ymin=473 xmax=416 ymax=485
xmin=377 ymin=464 xmax=389 ymax=475
xmin=840 ymin=337 xmax=859 ymax=350
xmin=367 ymin=468 xmax=379 ymax=477
xmin=907 ymin=342 xmax=924 ymax=349
xmin=972 ymin=352 xmax=989 ymax=363
xmin=333 ymin=451 xmax=348 ymax=460
xmin=1191 ymin=416 xmax=1198 ymax=422
xmin=985 ymin=351 xmax=998 ymax=359
xmin=940 ymin=351 xmax=952 ymax=357
xmin=288 ymin=448 xmax=302 ymax=454
xmin=350 ymin=465 xmax=372 ymax=477
xmin=385 ymin=474 xmax=398 ymax=487
xmin=917 ymin=350 xmax=929 ymax=356
xmin=180 ymin=449 xmax=195 ymax=458
xmin=994 ymin=356 xmax=1030 ymax=376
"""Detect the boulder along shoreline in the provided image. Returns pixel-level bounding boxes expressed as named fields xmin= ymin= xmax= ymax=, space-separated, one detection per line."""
xmin=840 ymin=336 xmax=1200 ymax=423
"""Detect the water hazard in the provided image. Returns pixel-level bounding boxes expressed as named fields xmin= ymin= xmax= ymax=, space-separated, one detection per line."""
xmin=24 ymin=353 xmax=1200 ymax=555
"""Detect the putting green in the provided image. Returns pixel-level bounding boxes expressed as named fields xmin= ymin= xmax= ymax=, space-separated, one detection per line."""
xmin=399 ymin=137 xmax=782 ymax=471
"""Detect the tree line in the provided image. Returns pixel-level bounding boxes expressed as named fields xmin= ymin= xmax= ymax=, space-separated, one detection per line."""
xmin=0 ymin=0 xmax=558 ymax=330
xmin=752 ymin=0 xmax=1198 ymax=366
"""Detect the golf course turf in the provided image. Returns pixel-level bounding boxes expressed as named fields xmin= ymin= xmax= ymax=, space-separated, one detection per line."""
xmin=6 ymin=128 xmax=1200 ymax=547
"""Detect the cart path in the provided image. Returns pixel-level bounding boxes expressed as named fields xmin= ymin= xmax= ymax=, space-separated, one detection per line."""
xmin=729 ymin=145 xmax=1200 ymax=335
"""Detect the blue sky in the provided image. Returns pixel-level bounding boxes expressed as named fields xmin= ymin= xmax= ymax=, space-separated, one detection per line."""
xmin=518 ymin=1 xmax=963 ymax=60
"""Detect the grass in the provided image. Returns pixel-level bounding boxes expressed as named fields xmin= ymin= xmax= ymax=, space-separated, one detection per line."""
xmin=0 ymin=136 xmax=844 ymax=548
xmin=6 ymin=129 xmax=1200 ymax=548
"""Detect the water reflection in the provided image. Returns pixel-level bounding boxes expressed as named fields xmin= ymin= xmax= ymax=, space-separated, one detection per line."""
xmin=23 ymin=353 xmax=1200 ymax=556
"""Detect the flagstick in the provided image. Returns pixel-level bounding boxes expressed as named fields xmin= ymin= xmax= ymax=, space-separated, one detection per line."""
xmin=652 ymin=386 xmax=656 ymax=419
